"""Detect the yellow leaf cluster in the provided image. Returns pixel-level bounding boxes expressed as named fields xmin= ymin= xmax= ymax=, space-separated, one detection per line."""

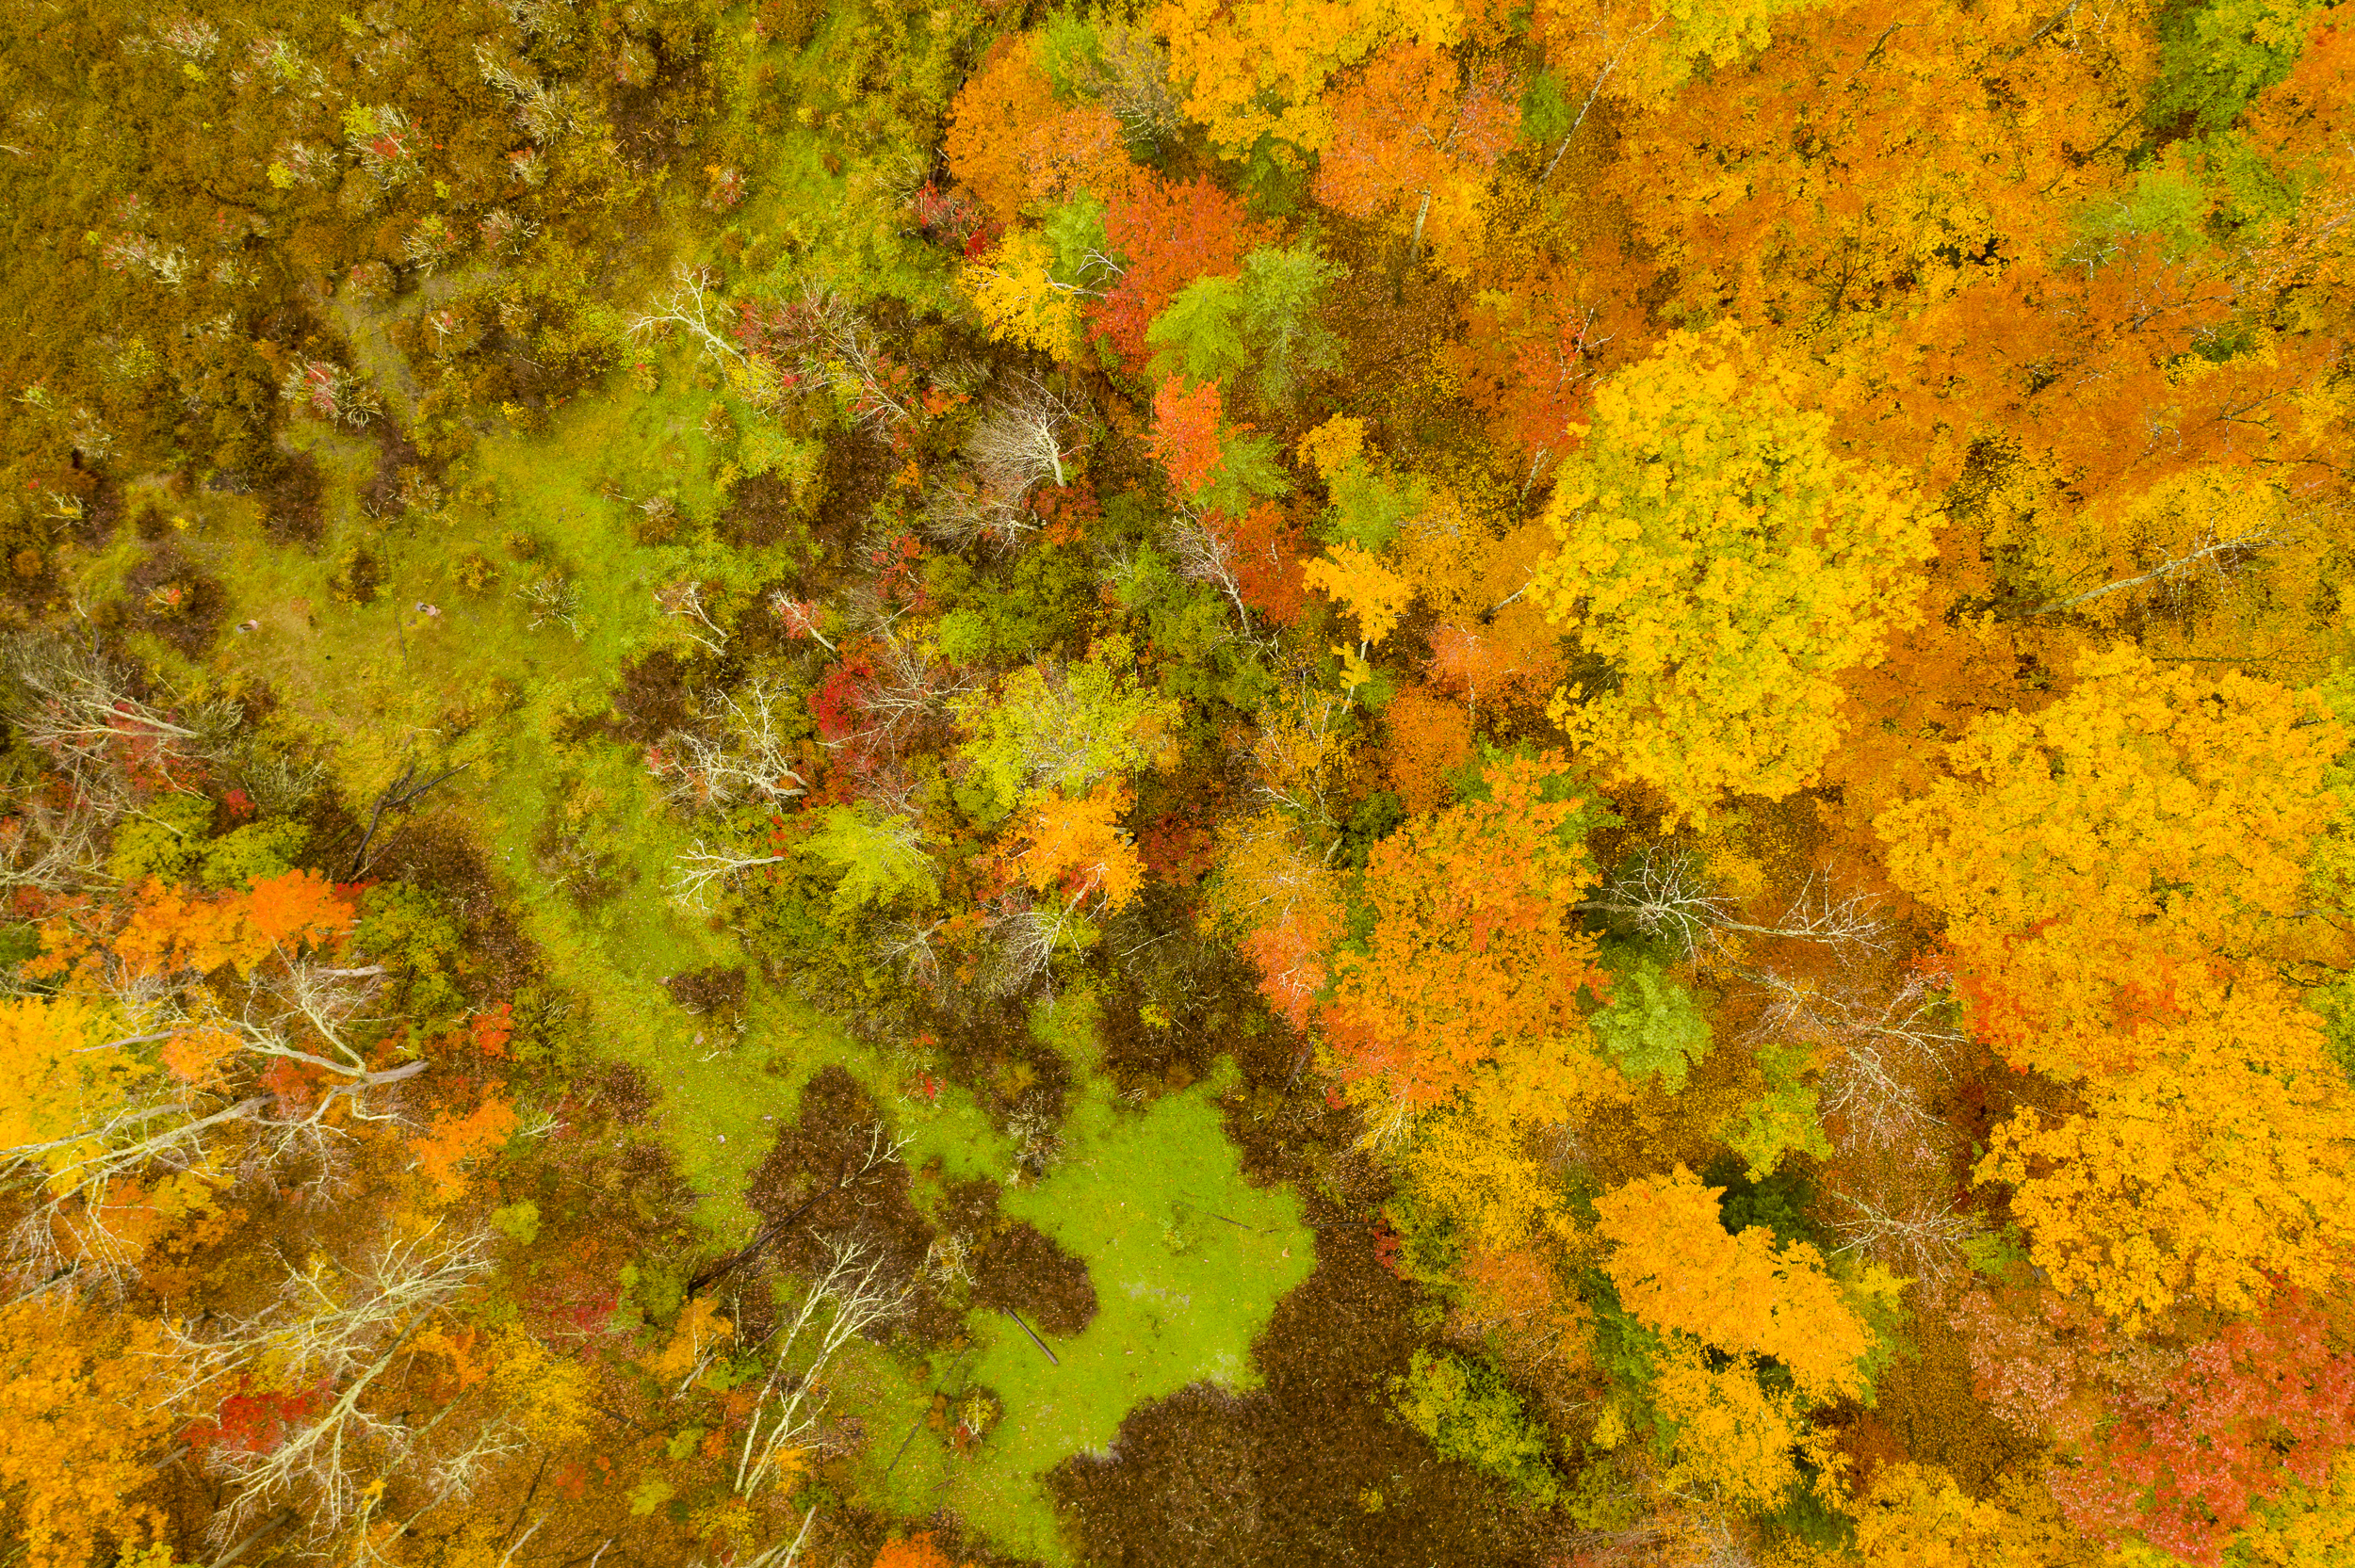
xmin=1152 ymin=0 xmax=1398 ymax=154
xmin=1648 ymin=1342 xmax=1811 ymax=1511
xmin=1294 ymin=414 xmax=1367 ymax=480
xmin=488 ymin=1325 xmax=593 ymax=1444
xmin=1977 ymin=975 xmax=2355 ymax=1331
xmin=1530 ymin=324 xmax=1933 ymax=825
xmin=0 ymin=995 xmax=147 ymax=1190
xmin=0 ymin=1300 xmax=172 ymax=1568
xmin=1855 ymin=1463 xmax=2092 ymax=1568
xmin=1877 ymin=643 xmax=2345 ymax=1081
xmin=1594 ymin=1165 xmax=1871 ymax=1401
xmin=1303 ymin=542 xmax=1414 ymax=647
xmin=963 ymin=232 xmax=1085 ymax=364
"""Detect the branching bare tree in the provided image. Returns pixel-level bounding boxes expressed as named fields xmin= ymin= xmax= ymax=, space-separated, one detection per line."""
xmin=2027 ymin=513 xmax=2295 ymax=617
xmin=968 ymin=377 xmax=1087 ymax=498
xmin=648 ymin=673 xmax=810 ymax=814
xmin=1 ymin=901 xmax=451 ymax=1293
xmin=515 ymin=573 xmax=582 ymax=638
xmin=667 ymin=840 xmax=793 ymax=912
xmin=734 ymin=1238 xmax=911 ymax=1498
xmin=757 ymin=283 xmax=913 ymax=434
xmin=169 ymin=1223 xmax=501 ymax=1542
xmin=0 ymin=782 xmax=107 ymax=898
xmin=626 ymin=266 xmax=746 ymax=369
xmin=1161 ymin=505 xmax=1263 ymax=639
xmin=3 ymin=632 xmax=236 ymax=802
xmin=655 ymin=577 xmax=730 ymax=655
xmin=1578 ymin=853 xmax=1886 ymax=963
xmin=1750 ymin=970 xmax=1964 ymax=1159
xmin=1826 ymin=1187 xmax=1988 ymax=1285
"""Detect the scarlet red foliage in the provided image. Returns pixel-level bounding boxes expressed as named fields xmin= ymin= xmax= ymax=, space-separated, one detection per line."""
xmin=1091 ymin=171 xmax=1264 ymax=371
xmin=2050 ymin=1297 xmax=2355 ymax=1564
xmin=187 ymin=1380 xmax=325 ymax=1456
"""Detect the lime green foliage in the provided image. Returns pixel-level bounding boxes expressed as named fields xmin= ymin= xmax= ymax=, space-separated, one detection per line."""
xmin=2072 ymin=158 xmax=2214 ymax=261
xmin=1145 ymin=245 xmax=1346 ymax=410
xmin=1196 ymin=428 xmax=1293 ymax=518
xmin=107 ymin=794 xmax=213 ymax=885
xmin=1035 ymin=8 xmax=1107 ymax=95
xmin=804 ymin=806 xmax=937 ymax=913
xmin=1042 ymin=193 xmax=1114 ymax=289
xmin=952 ymin=635 xmax=1181 ymax=823
xmin=857 ymin=1068 xmax=1314 ymax=1562
xmin=1392 ymin=1349 xmax=1563 ymax=1505
xmin=1319 ymin=458 xmax=1428 ymax=554
xmin=1146 ymin=275 xmax=1249 ymax=388
xmin=198 ymin=820 xmax=309 ymax=889
xmin=490 ymin=1200 xmax=543 ymax=1245
xmin=1100 ymin=546 xmax=1277 ymax=713
xmin=1234 ymin=244 xmax=1347 ymax=410
xmin=1593 ymin=955 xmax=1712 ymax=1092
xmin=353 ymin=883 xmax=470 ymax=1026
xmin=2148 ymin=0 xmax=2323 ymax=140
xmin=1721 ymin=1042 xmax=1831 ymax=1181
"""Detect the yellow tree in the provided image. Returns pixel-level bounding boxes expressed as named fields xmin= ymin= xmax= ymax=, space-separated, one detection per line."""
xmin=1876 ymin=645 xmax=2347 ymax=1083
xmin=0 ymin=1298 xmax=174 ymax=1568
xmin=1594 ymin=1164 xmax=1876 ymax=1403
xmin=1978 ymin=975 xmax=2355 ymax=1331
xmin=1151 ymin=0 xmax=1431 ymax=155
xmin=1528 ymin=325 xmax=1933 ymax=824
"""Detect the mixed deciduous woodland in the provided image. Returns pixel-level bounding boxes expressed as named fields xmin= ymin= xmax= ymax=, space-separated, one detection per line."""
xmin=5 ymin=0 xmax=2355 ymax=1564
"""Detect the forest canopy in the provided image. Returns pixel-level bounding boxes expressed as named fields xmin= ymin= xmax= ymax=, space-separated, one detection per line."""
xmin=5 ymin=1 xmax=2355 ymax=1567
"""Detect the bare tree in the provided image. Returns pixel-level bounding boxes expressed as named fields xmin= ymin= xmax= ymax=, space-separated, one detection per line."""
xmin=668 ymin=840 xmax=793 ymax=912
xmin=626 ymin=266 xmax=747 ymax=370
xmin=824 ymin=622 xmax=978 ymax=758
xmin=2027 ymin=511 xmax=2296 ymax=617
xmin=734 ymin=1238 xmax=911 ymax=1497
xmin=171 ymin=1223 xmax=502 ymax=1542
xmin=1826 ymin=1187 xmax=1987 ymax=1286
xmin=4 ymin=940 xmax=431 ymax=1291
xmin=515 ymin=573 xmax=582 ymax=638
xmin=1752 ymin=970 xmax=1963 ymax=1159
xmin=649 ymin=673 xmax=810 ymax=814
xmin=655 ymin=577 xmax=730 ymax=655
xmin=3 ymin=632 xmax=236 ymax=802
xmin=756 ymin=283 xmax=914 ymax=434
xmin=968 ymin=377 xmax=1087 ymax=500
xmin=1162 ymin=506 xmax=1260 ymax=639
xmin=1578 ymin=853 xmax=1886 ymax=964
xmin=0 ymin=782 xmax=106 ymax=898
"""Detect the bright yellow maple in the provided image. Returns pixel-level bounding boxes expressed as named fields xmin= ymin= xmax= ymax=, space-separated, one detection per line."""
xmin=1876 ymin=643 xmax=2347 ymax=1082
xmin=1594 ymin=1164 xmax=1875 ymax=1402
xmin=1530 ymin=324 xmax=1933 ymax=825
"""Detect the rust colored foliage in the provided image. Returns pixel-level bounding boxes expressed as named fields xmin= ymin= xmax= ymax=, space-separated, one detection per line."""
xmin=1319 ymin=755 xmax=1612 ymax=1123
xmin=1091 ymin=170 xmax=1266 ymax=370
